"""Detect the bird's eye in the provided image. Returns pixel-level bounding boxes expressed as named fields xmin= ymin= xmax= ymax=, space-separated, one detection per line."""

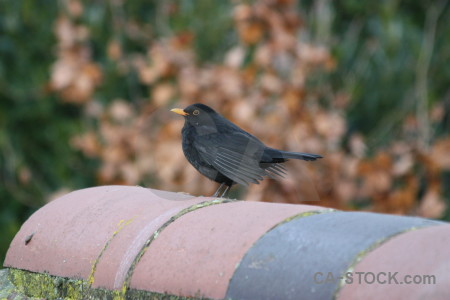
xmin=193 ymin=110 xmax=200 ymax=115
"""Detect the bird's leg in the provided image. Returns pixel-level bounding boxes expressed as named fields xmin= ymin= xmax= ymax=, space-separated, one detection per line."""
xmin=213 ymin=182 xmax=225 ymax=197
xmin=220 ymin=185 xmax=231 ymax=198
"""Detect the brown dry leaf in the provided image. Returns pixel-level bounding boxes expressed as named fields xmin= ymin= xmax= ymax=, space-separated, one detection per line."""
xmin=237 ymin=22 xmax=264 ymax=45
xmin=336 ymin=180 xmax=356 ymax=204
xmin=297 ymin=44 xmax=331 ymax=66
xmin=120 ymin=163 xmax=141 ymax=185
xmin=374 ymin=152 xmax=392 ymax=171
xmin=51 ymin=13 xmax=102 ymax=104
xmin=390 ymin=141 xmax=412 ymax=155
xmin=100 ymin=122 xmax=121 ymax=145
xmin=349 ymin=134 xmax=366 ymax=158
xmin=254 ymin=44 xmax=272 ymax=67
xmin=339 ymin=157 xmax=359 ymax=182
xmin=54 ymin=16 xmax=77 ymax=49
xmin=107 ymin=39 xmax=122 ymax=61
xmin=67 ymin=0 xmax=83 ymax=18
xmin=139 ymin=66 xmax=159 ymax=85
xmin=260 ymin=72 xmax=283 ymax=94
xmin=392 ymin=152 xmax=414 ymax=176
xmin=71 ymin=132 xmax=100 ymax=157
xmin=217 ymin=68 xmax=243 ymax=98
xmin=366 ymin=171 xmax=391 ymax=194
xmin=98 ymin=163 xmax=116 ymax=184
xmin=179 ymin=67 xmax=200 ymax=100
xmin=418 ymin=189 xmax=446 ymax=219
xmin=147 ymin=48 xmax=172 ymax=80
xmin=59 ymin=63 xmax=102 ymax=103
xmin=82 ymin=63 xmax=102 ymax=85
xmin=231 ymin=101 xmax=255 ymax=124
xmin=290 ymin=64 xmax=306 ymax=88
xmin=386 ymin=184 xmax=417 ymax=214
xmin=225 ymin=46 xmax=245 ymax=68
xmin=234 ymin=4 xmax=252 ymax=22
xmin=102 ymin=147 xmax=127 ymax=165
xmin=154 ymin=140 xmax=185 ymax=185
xmin=417 ymin=151 xmax=441 ymax=185
xmin=135 ymin=153 xmax=155 ymax=176
xmin=152 ymin=83 xmax=175 ymax=107
xmin=109 ymin=100 xmax=134 ymax=122
xmin=430 ymin=137 xmax=450 ymax=170
xmin=314 ymin=111 xmax=346 ymax=147
xmin=51 ymin=59 xmax=77 ymax=90
xmin=171 ymin=31 xmax=194 ymax=49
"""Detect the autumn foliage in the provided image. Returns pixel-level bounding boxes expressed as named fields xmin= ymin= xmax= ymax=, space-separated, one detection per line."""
xmin=50 ymin=0 xmax=449 ymax=218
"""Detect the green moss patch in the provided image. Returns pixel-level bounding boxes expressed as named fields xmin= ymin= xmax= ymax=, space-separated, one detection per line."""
xmin=1 ymin=268 xmax=211 ymax=300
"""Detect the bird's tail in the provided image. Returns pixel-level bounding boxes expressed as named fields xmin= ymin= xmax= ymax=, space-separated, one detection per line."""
xmin=262 ymin=147 xmax=323 ymax=162
xmin=278 ymin=150 xmax=323 ymax=161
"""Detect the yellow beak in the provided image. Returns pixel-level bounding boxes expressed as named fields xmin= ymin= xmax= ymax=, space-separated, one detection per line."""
xmin=170 ymin=108 xmax=189 ymax=116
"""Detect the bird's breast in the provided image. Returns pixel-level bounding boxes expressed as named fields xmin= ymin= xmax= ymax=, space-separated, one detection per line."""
xmin=181 ymin=125 xmax=203 ymax=167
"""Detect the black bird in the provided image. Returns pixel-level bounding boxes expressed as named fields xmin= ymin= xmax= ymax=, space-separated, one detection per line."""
xmin=171 ymin=103 xmax=322 ymax=198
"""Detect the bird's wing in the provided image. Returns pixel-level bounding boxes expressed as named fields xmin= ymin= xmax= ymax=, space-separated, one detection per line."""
xmin=193 ymin=132 xmax=269 ymax=185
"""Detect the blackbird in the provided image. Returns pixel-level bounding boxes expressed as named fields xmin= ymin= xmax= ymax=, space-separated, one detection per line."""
xmin=171 ymin=103 xmax=323 ymax=197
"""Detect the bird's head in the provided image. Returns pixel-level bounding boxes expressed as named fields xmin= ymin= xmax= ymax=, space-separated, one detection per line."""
xmin=170 ymin=103 xmax=219 ymax=127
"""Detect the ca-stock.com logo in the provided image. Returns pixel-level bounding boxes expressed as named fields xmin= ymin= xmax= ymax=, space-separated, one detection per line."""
xmin=314 ymin=271 xmax=436 ymax=285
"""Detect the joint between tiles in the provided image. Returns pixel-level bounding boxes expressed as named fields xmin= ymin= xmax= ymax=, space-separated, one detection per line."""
xmin=88 ymin=217 xmax=135 ymax=287
xmin=121 ymin=198 xmax=238 ymax=297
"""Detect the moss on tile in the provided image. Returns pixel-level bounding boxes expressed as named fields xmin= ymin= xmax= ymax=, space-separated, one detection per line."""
xmin=1 ymin=268 xmax=211 ymax=300
xmin=9 ymin=268 xmax=89 ymax=299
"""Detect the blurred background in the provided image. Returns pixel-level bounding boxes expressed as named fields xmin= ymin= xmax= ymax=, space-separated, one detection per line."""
xmin=1 ymin=0 xmax=450 ymax=262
